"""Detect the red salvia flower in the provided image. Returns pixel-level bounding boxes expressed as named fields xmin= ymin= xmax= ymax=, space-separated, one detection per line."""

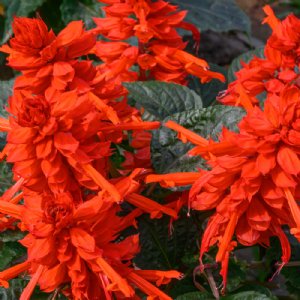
xmin=0 ymin=89 xmax=158 ymax=200
xmin=219 ymin=5 xmax=300 ymax=110
xmin=0 ymin=17 xmax=96 ymax=94
xmin=0 ymin=17 xmax=161 ymax=182
xmin=92 ymin=0 xmax=225 ymax=84
xmin=146 ymin=84 xmax=300 ymax=292
xmin=0 ymin=188 xmax=181 ymax=299
xmin=94 ymin=0 xmax=197 ymax=47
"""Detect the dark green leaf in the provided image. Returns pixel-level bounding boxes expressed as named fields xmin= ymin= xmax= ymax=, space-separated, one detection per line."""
xmin=176 ymin=291 xmax=213 ymax=300
xmin=170 ymin=274 xmax=201 ymax=298
xmin=0 ymin=161 xmax=12 ymax=192
xmin=151 ymin=106 xmax=244 ymax=174
xmin=0 ymin=78 xmax=14 ymax=116
xmin=1 ymin=0 xmax=47 ymax=43
xmin=233 ymin=285 xmax=277 ymax=299
xmin=0 ymin=78 xmax=14 ymax=150
xmin=172 ymin=0 xmax=251 ymax=33
xmin=228 ymin=48 xmax=265 ymax=83
xmin=0 ymin=242 xmax=26 ymax=270
xmin=134 ymin=214 xmax=198 ymax=270
xmin=38 ymin=0 xmax=65 ymax=33
xmin=124 ymin=81 xmax=203 ymax=121
xmin=282 ymin=267 xmax=300 ymax=291
xmin=0 ymin=243 xmax=19 ymax=269
xmin=0 ymin=230 xmax=25 ymax=242
xmin=60 ymin=0 xmax=104 ymax=29
xmin=222 ymin=291 xmax=273 ymax=300
xmin=225 ymin=259 xmax=247 ymax=293
xmin=0 ymin=279 xmax=26 ymax=300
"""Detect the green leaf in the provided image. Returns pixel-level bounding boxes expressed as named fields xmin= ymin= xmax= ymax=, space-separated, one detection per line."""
xmin=0 ymin=161 xmax=12 ymax=193
xmin=124 ymin=81 xmax=203 ymax=121
xmin=0 ymin=78 xmax=14 ymax=115
xmin=134 ymin=214 xmax=198 ymax=270
xmin=0 ymin=230 xmax=25 ymax=242
xmin=38 ymin=0 xmax=65 ymax=34
xmin=151 ymin=106 xmax=244 ymax=174
xmin=225 ymin=259 xmax=247 ymax=293
xmin=188 ymin=64 xmax=227 ymax=107
xmin=0 ymin=78 xmax=14 ymax=150
xmin=1 ymin=0 xmax=47 ymax=43
xmin=228 ymin=48 xmax=265 ymax=83
xmin=169 ymin=274 xmax=201 ymax=298
xmin=176 ymin=291 xmax=213 ymax=300
xmin=0 ymin=279 xmax=26 ymax=300
xmin=172 ymin=0 xmax=251 ymax=33
xmin=282 ymin=266 xmax=300 ymax=291
xmin=0 ymin=243 xmax=19 ymax=270
xmin=60 ymin=0 xmax=104 ymax=29
xmin=0 ymin=242 xmax=26 ymax=270
xmin=222 ymin=291 xmax=274 ymax=300
xmin=233 ymin=285 xmax=277 ymax=299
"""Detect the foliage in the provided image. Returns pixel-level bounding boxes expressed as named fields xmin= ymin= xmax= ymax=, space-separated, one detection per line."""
xmin=172 ymin=0 xmax=251 ymax=33
xmin=60 ymin=0 xmax=105 ymax=29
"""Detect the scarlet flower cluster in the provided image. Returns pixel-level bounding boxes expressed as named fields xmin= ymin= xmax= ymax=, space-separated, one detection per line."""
xmin=146 ymin=6 xmax=300 ymax=294
xmin=0 ymin=10 xmax=203 ymax=299
xmin=92 ymin=0 xmax=225 ymax=85
xmin=219 ymin=5 xmax=300 ymax=111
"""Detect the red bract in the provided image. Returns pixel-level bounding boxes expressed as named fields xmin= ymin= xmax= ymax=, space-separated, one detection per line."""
xmin=92 ymin=0 xmax=225 ymax=84
xmin=0 ymin=189 xmax=181 ymax=299
xmin=219 ymin=6 xmax=300 ymax=110
xmin=0 ymin=16 xmax=161 ymax=201
xmin=146 ymin=84 xmax=300 ymax=292
xmin=94 ymin=0 xmax=196 ymax=46
xmin=6 ymin=90 xmax=158 ymax=197
xmin=0 ymin=18 xmax=95 ymax=94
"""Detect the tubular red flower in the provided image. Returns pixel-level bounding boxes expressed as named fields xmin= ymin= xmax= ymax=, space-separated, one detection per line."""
xmin=0 ymin=191 xmax=181 ymax=299
xmin=150 ymin=84 xmax=300 ymax=292
xmin=92 ymin=0 xmax=224 ymax=84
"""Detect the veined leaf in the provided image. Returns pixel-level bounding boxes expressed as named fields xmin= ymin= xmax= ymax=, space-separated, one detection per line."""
xmin=60 ymin=0 xmax=105 ymax=29
xmin=172 ymin=0 xmax=251 ymax=33
xmin=124 ymin=81 xmax=203 ymax=121
xmin=0 ymin=78 xmax=14 ymax=116
xmin=0 ymin=279 xmax=26 ymax=300
xmin=222 ymin=291 xmax=274 ymax=300
xmin=176 ymin=292 xmax=213 ymax=300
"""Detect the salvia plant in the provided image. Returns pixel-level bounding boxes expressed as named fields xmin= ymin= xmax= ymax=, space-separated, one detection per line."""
xmin=0 ymin=0 xmax=299 ymax=299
